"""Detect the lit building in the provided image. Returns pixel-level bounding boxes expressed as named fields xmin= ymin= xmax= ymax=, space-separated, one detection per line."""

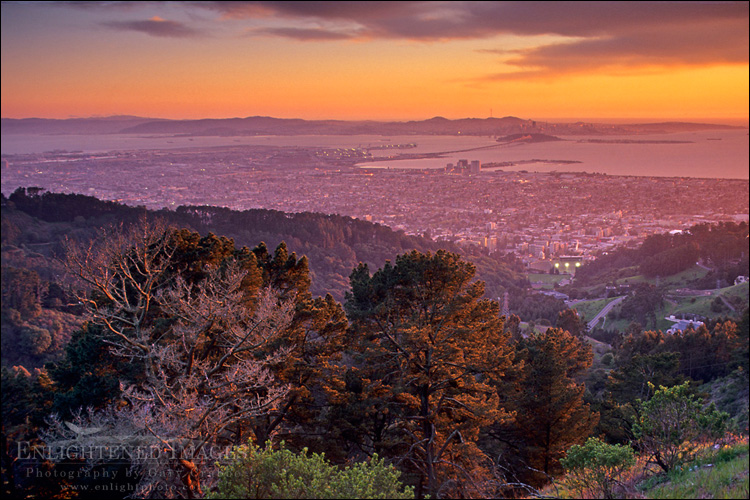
xmin=487 ymin=236 xmax=498 ymax=254
xmin=552 ymin=255 xmax=584 ymax=274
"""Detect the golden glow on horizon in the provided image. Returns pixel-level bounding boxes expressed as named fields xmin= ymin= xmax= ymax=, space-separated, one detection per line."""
xmin=1 ymin=3 xmax=747 ymax=123
xmin=4 ymin=61 xmax=746 ymax=123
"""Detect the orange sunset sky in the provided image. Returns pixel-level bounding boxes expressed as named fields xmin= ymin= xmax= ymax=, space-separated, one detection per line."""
xmin=1 ymin=1 xmax=748 ymax=124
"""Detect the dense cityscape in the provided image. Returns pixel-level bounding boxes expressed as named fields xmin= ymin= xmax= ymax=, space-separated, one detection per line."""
xmin=2 ymin=144 xmax=747 ymax=273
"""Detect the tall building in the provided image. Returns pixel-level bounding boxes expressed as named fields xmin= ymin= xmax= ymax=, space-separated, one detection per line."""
xmin=488 ymin=236 xmax=498 ymax=254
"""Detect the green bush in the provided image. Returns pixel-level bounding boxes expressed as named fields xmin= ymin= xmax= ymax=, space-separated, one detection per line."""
xmin=561 ymin=437 xmax=636 ymax=499
xmin=208 ymin=442 xmax=414 ymax=499
xmin=633 ymin=382 xmax=729 ymax=473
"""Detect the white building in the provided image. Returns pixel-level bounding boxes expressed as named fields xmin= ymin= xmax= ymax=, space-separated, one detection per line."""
xmin=665 ymin=316 xmax=705 ymax=334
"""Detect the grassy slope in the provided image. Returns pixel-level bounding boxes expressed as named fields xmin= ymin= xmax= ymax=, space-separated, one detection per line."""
xmin=602 ymin=265 xmax=710 ymax=289
xmin=563 ymin=266 xmax=743 ymax=330
xmin=570 ymin=297 xmax=619 ymax=325
xmin=587 ymin=281 xmax=748 ymax=334
xmin=528 ymin=272 xmax=572 ymax=288
xmin=640 ymin=443 xmax=749 ymax=499
xmin=538 ymin=442 xmax=749 ymax=499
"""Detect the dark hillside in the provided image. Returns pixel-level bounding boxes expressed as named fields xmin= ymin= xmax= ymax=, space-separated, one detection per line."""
xmin=3 ymin=188 xmax=527 ymax=302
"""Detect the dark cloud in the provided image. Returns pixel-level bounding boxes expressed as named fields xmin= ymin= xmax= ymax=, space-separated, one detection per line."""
xmin=217 ymin=1 xmax=750 ymax=79
xmin=103 ymin=17 xmax=203 ymax=38
xmin=481 ymin=18 xmax=749 ymax=80
xmin=192 ymin=1 xmax=422 ymax=21
xmin=431 ymin=1 xmax=747 ymax=39
xmin=58 ymin=1 xmax=148 ymax=9
xmin=539 ymin=29 xmax=746 ymax=66
xmin=192 ymin=1 xmax=747 ymax=38
xmin=73 ymin=2 xmax=750 ymax=73
xmin=191 ymin=2 xmax=749 ymax=67
xmin=248 ymin=26 xmax=355 ymax=41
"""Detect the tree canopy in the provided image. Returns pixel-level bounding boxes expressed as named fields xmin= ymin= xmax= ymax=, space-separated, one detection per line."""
xmin=341 ymin=250 xmax=516 ymax=498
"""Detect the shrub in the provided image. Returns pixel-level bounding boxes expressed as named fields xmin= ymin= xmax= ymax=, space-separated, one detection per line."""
xmin=561 ymin=437 xmax=636 ymax=499
xmin=633 ymin=382 xmax=729 ymax=473
xmin=208 ymin=442 xmax=414 ymax=499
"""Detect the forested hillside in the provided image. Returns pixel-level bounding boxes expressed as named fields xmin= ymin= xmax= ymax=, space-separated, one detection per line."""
xmin=1 ymin=188 xmax=748 ymax=499
xmin=0 ymin=188 xmax=537 ymax=371
xmin=3 ymin=188 xmax=527 ymax=302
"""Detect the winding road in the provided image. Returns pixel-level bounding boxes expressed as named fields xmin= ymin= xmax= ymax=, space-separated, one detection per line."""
xmin=587 ymin=296 xmax=627 ymax=330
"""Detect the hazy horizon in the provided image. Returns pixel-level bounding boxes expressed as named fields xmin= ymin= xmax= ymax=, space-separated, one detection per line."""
xmin=2 ymin=113 xmax=747 ymax=128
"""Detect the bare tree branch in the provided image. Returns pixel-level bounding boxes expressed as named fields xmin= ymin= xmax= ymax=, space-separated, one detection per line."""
xmin=53 ymin=220 xmax=295 ymax=498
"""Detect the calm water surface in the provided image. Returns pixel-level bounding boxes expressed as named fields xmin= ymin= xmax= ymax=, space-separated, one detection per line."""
xmin=357 ymin=130 xmax=749 ymax=180
xmin=2 ymin=130 xmax=748 ymax=179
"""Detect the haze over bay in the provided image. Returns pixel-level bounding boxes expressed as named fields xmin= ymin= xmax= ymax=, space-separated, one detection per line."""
xmin=1 ymin=128 xmax=747 ymax=180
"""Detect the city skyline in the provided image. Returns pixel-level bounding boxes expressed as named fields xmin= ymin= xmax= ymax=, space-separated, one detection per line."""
xmin=2 ymin=1 xmax=748 ymax=124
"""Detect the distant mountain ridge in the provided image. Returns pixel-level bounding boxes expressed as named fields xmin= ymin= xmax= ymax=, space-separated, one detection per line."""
xmin=0 ymin=116 xmax=159 ymax=135
xmin=1 ymin=115 xmax=743 ymax=137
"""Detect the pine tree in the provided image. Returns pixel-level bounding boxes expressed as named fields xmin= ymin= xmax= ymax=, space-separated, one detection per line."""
xmin=556 ymin=308 xmax=586 ymax=338
xmin=240 ymin=241 xmax=350 ymax=450
xmin=511 ymin=328 xmax=598 ymax=481
xmin=341 ymin=250 xmax=515 ymax=498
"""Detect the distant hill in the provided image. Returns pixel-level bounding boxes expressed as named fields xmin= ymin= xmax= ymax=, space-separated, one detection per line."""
xmin=0 ymin=116 xmax=160 ymax=135
xmin=2 ymin=115 xmax=743 ymax=137
xmin=1 ymin=189 xmax=529 ymax=303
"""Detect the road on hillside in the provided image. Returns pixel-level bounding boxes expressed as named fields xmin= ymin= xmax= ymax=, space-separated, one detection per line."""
xmin=719 ymin=295 xmax=737 ymax=313
xmin=587 ymin=296 xmax=627 ymax=330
